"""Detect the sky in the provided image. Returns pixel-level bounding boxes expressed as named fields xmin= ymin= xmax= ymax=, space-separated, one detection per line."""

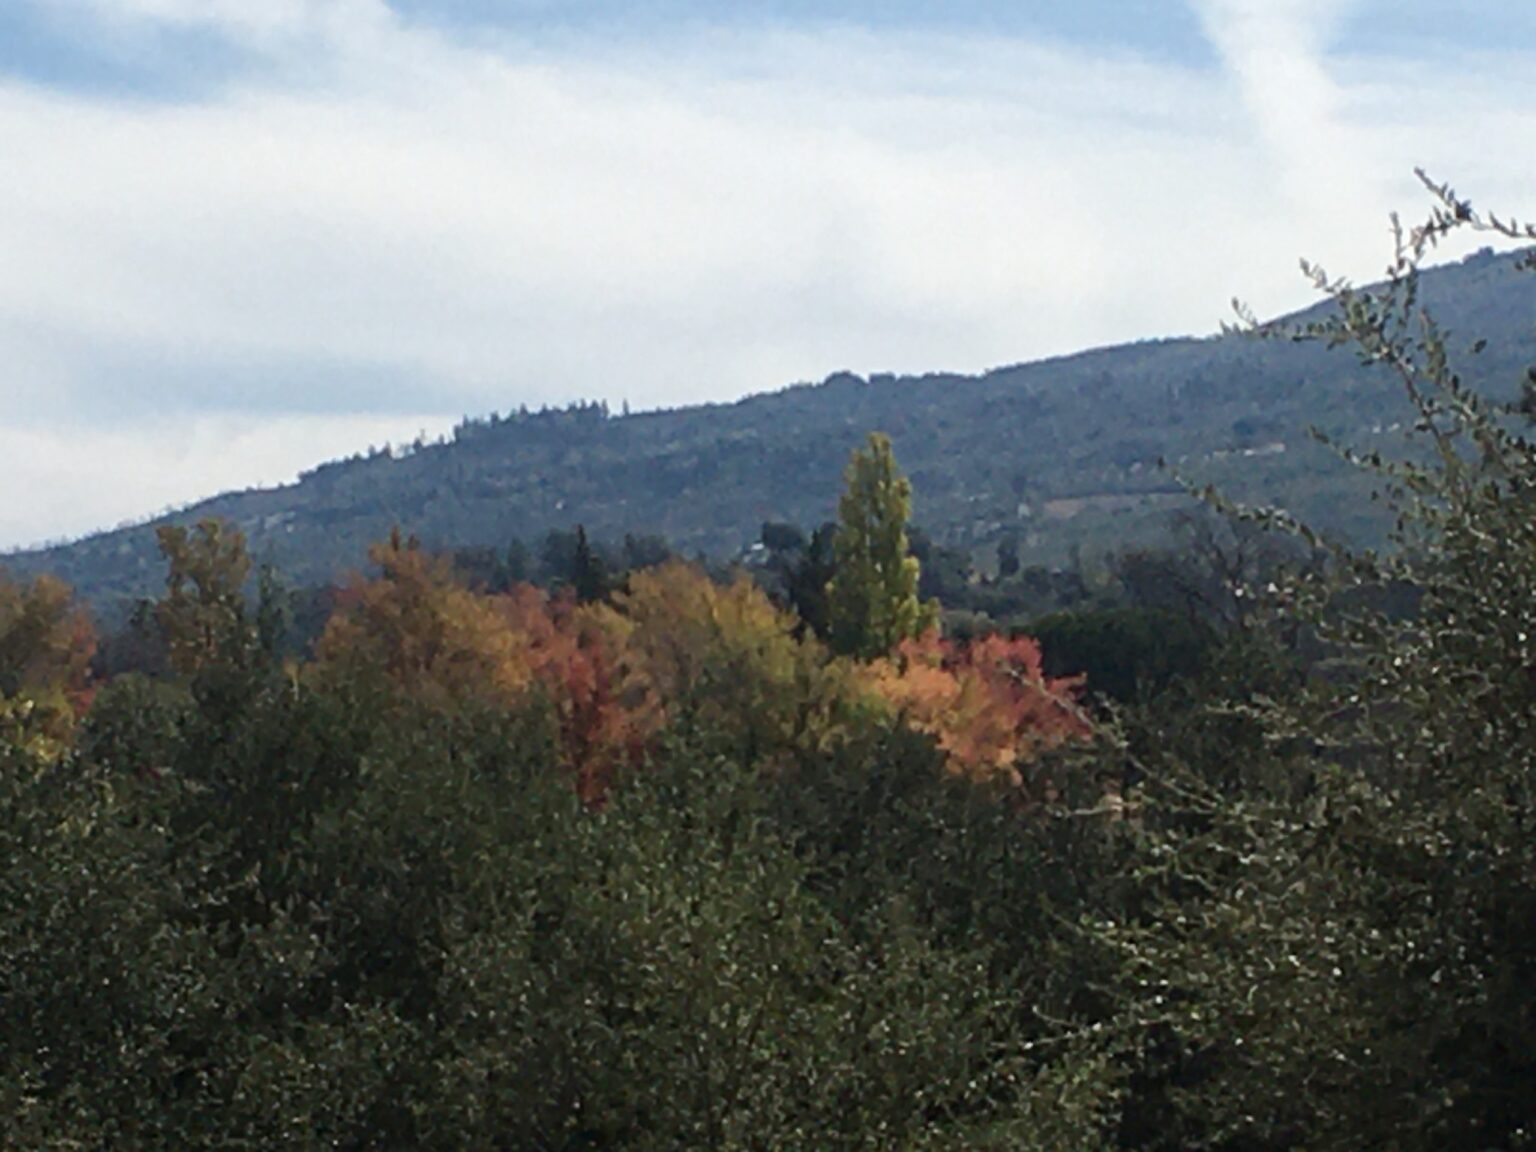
xmin=1 ymin=0 xmax=1534 ymax=550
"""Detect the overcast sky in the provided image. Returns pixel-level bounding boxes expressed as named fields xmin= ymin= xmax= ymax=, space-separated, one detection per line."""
xmin=1 ymin=0 xmax=1533 ymax=549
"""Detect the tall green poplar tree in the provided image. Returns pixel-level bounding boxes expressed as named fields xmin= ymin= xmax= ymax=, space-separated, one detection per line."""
xmin=827 ymin=433 xmax=935 ymax=659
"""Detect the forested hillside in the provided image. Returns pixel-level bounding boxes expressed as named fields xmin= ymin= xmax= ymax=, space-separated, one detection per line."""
xmin=3 ymin=175 xmax=1536 ymax=1148
xmin=6 ymin=246 xmax=1534 ymax=610
xmin=5 ymin=187 xmax=1536 ymax=1148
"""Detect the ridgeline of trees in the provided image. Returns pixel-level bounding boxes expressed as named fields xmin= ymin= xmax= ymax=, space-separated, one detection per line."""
xmin=3 ymin=178 xmax=1536 ymax=1149
xmin=9 ymin=241 xmax=1536 ymax=614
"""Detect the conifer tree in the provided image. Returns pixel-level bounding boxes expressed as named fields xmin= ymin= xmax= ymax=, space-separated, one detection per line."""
xmin=826 ymin=433 xmax=935 ymax=659
xmin=571 ymin=525 xmax=609 ymax=604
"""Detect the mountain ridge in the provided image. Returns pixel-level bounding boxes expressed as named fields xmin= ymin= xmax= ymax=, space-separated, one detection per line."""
xmin=7 ymin=245 xmax=1533 ymax=609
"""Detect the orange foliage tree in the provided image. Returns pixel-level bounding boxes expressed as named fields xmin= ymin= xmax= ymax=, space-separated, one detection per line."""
xmin=316 ymin=531 xmax=537 ymax=707
xmin=867 ymin=632 xmax=1087 ymax=790
xmin=315 ymin=532 xmax=657 ymax=804
xmin=508 ymin=584 xmax=659 ymax=805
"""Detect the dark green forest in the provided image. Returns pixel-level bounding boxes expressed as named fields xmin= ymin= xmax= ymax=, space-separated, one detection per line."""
xmin=4 ymin=181 xmax=1536 ymax=1150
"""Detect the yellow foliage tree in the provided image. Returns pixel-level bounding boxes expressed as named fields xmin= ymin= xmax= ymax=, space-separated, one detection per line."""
xmin=595 ymin=560 xmax=861 ymax=763
xmin=0 ymin=572 xmax=96 ymax=754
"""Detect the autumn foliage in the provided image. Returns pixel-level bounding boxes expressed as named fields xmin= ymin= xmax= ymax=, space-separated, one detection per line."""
xmin=316 ymin=533 xmax=658 ymax=803
xmin=0 ymin=572 xmax=96 ymax=752
xmin=312 ymin=535 xmax=1086 ymax=800
xmin=867 ymin=632 xmax=1087 ymax=789
xmin=506 ymin=585 xmax=658 ymax=805
xmin=317 ymin=532 xmax=543 ymax=707
xmin=594 ymin=561 xmax=864 ymax=765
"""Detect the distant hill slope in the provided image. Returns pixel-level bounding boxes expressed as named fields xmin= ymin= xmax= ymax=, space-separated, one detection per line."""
xmin=7 ymin=247 xmax=1534 ymax=610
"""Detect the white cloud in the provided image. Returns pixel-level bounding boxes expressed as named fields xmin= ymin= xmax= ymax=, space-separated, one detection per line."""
xmin=0 ymin=1 xmax=1534 ymax=548
xmin=0 ymin=412 xmax=453 ymax=549
xmin=28 ymin=0 xmax=378 ymax=47
xmin=1191 ymin=0 xmax=1387 ymax=261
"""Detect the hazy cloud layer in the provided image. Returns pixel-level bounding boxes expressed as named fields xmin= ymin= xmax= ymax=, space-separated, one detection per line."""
xmin=1 ymin=0 xmax=1533 ymax=548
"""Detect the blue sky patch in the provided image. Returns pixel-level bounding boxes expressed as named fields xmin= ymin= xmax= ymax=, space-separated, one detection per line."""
xmin=0 ymin=5 xmax=258 ymax=101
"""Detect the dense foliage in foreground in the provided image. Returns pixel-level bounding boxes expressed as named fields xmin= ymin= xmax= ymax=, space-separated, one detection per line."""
xmin=4 ymin=183 xmax=1536 ymax=1149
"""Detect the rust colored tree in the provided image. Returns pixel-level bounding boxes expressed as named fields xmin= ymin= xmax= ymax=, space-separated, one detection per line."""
xmin=869 ymin=632 xmax=1087 ymax=791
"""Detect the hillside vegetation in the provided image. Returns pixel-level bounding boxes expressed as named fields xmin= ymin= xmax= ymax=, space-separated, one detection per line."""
xmin=6 ymin=246 xmax=1534 ymax=610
